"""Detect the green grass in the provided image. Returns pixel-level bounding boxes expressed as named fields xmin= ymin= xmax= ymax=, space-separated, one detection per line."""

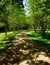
xmin=27 ymin=30 xmax=50 ymax=49
xmin=0 ymin=30 xmax=25 ymax=55
xmin=0 ymin=30 xmax=28 ymax=51
xmin=0 ymin=31 xmax=21 ymax=50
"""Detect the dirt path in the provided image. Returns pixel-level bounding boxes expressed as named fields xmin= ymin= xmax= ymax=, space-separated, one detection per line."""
xmin=0 ymin=32 xmax=50 ymax=65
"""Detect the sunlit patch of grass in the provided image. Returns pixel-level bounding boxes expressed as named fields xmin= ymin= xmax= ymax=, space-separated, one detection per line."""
xmin=27 ymin=30 xmax=50 ymax=49
xmin=0 ymin=31 xmax=14 ymax=49
xmin=0 ymin=31 xmax=21 ymax=50
xmin=0 ymin=30 xmax=23 ymax=56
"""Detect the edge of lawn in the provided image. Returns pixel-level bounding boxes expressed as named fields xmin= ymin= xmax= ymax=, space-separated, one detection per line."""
xmin=0 ymin=30 xmax=23 ymax=55
xmin=27 ymin=30 xmax=50 ymax=50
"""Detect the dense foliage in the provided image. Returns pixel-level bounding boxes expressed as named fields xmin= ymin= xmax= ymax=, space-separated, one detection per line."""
xmin=0 ymin=0 xmax=50 ymax=38
xmin=27 ymin=0 xmax=50 ymax=37
xmin=0 ymin=0 xmax=26 ymax=34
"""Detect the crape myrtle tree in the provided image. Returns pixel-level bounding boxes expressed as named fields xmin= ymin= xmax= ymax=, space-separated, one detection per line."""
xmin=0 ymin=0 xmax=24 ymax=36
xmin=8 ymin=6 xmax=26 ymax=33
xmin=28 ymin=0 xmax=50 ymax=38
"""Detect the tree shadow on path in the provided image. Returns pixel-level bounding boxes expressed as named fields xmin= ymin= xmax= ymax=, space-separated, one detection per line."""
xmin=0 ymin=32 xmax=50 ymax=65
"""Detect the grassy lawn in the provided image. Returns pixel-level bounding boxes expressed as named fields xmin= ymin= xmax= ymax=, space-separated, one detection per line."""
xmin=0 ymin=31 xmax=21 ymax=50
xmin=27 ymin=30 xmax=50 ymax=49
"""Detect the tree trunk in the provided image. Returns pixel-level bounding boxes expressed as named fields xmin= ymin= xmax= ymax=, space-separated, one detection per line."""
xmin=33 ymin=25 xmax=36 ymax=32
xmin=41 ymin=30 xmax=46 ymax=38
xmin=13 ymin=26 xmax=16 ymax=34
xmin=40 ymin=20 xmax=47 ymax=38
xmin=41 ymin=25 xmax=47 ymax=38
xmin=4 ymin=25 xmax=8 ymax=37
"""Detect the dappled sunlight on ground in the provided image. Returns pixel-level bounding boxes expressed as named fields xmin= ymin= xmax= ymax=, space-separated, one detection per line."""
xmin=19 ymin=60 xmax=29 ymax=65
xmin=0 ymin=32 xmax=50 ymax=65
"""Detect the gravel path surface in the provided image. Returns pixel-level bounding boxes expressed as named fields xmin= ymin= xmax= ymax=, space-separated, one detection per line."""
xmin=0 ymin=32 xmax=50 ymax=65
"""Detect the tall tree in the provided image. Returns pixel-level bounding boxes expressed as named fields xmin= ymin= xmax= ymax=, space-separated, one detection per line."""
xmin=28 ymin=0 xmax=50 ymax=37
xmin=0 ymin=0 xmax=24 ymax=35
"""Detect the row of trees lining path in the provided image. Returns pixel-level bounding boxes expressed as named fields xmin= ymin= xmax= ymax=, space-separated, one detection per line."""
xmin=0 ymin=32 xmax=50 ymax=65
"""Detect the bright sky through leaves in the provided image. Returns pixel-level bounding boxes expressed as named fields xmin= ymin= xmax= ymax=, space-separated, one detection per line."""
xmin=23 ymin=0 xmax=29 ymax=15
